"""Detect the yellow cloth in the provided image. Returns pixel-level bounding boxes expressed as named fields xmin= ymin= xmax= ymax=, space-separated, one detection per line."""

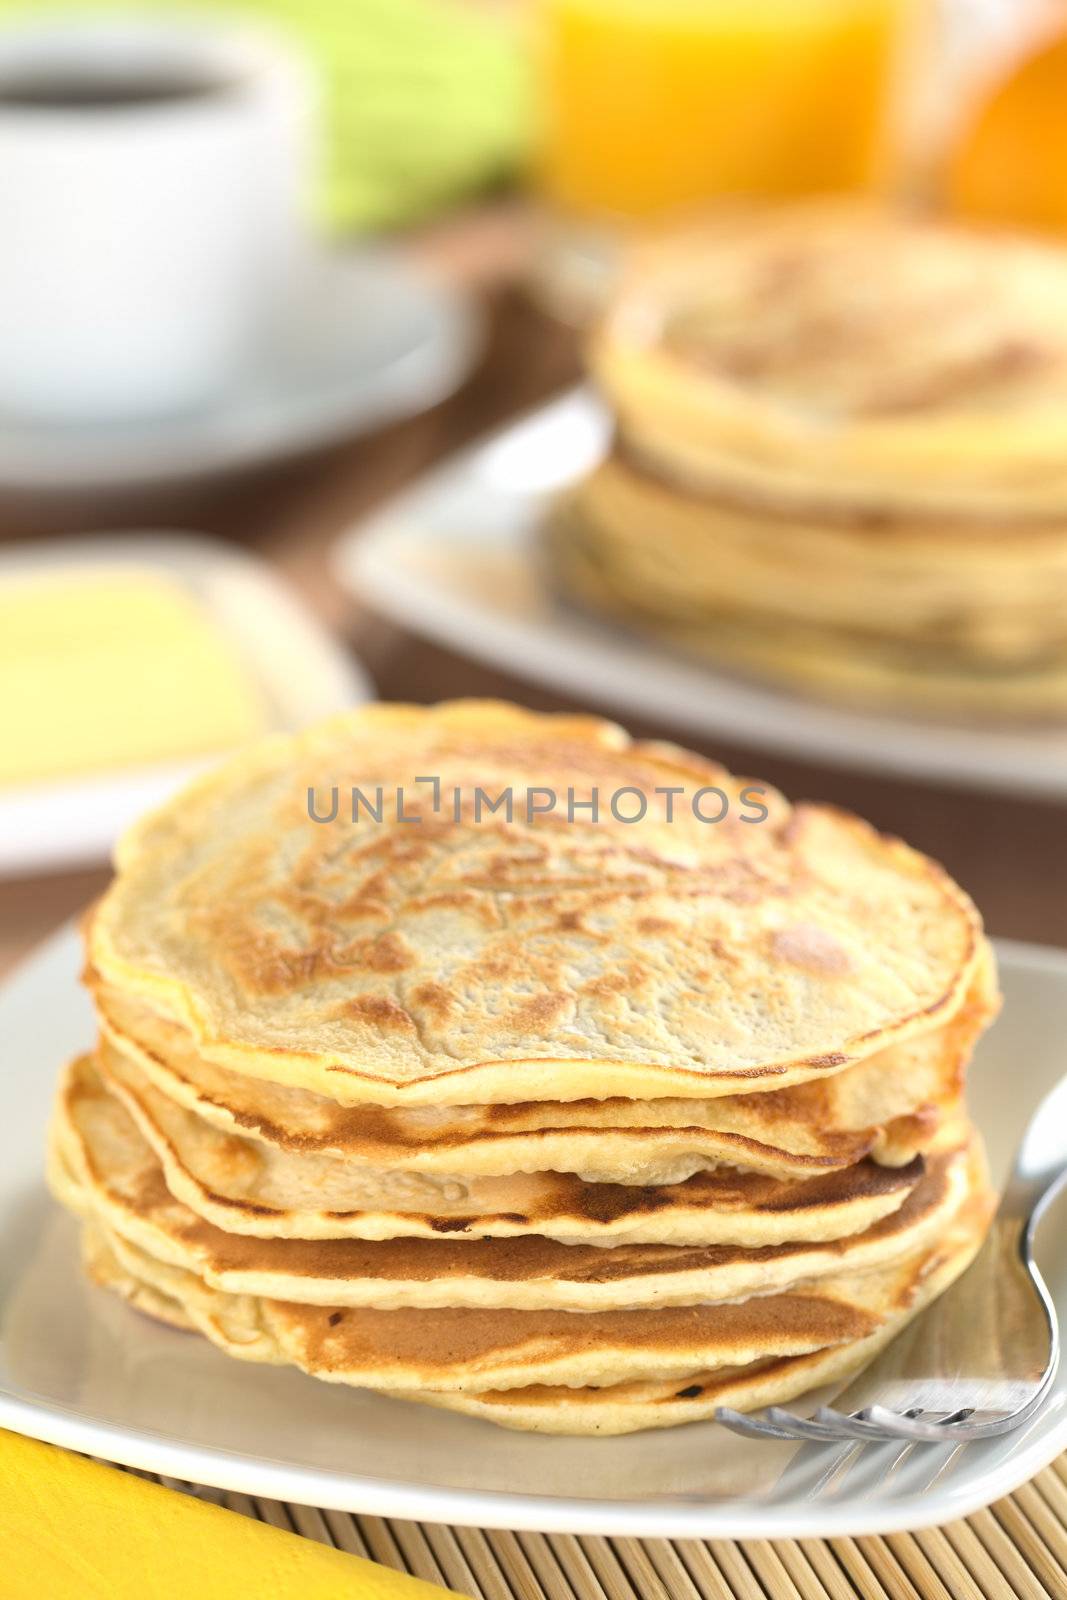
xmin=0 ymin=1428 xmax=464 ymax=1600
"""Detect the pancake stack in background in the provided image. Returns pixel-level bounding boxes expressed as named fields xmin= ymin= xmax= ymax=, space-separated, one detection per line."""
xmin=49 ymin=701 xmax=999 ymax=1435
xmin=550 ymin=202 xmax=1067 ymax=717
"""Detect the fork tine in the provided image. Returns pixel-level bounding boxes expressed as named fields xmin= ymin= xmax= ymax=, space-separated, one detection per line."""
xmin=762 ymin=1408 xmax=857 ymax=1442
xmin=714 ymin=1406 xmax=862 ymax=1443
xmin=714 ymin=1407 xmax=804 ymax=1440
xmin=813 ymin=1405 xmax=926 ymax=1443
xmin=720 ymin=1396 xmax=1024 ymax=1446
xmin=855 ymin=1405 xmax=976 ymax=1443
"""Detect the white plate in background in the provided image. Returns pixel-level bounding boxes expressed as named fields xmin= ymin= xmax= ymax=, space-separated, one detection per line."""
xmin=0 ymin=252 xmax=480 ymax=491
xmin=1 ymin=534 xmax=371 ymax=875
xmin=336 ymin=389 xmax=1067 ymax=800
xmin=0 ymin=929 xmax=1064 ymax=1538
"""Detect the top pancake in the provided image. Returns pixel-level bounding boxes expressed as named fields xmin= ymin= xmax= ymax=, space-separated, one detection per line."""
xmin=592 ymin=202 xmax=1067 ymax=519
xmin=89 ymin=701 xmax=982 ymax=1106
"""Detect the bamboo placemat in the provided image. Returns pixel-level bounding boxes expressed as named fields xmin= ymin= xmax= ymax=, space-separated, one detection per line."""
xmin=113 ymin=1456 xmax=1067 ymax=1599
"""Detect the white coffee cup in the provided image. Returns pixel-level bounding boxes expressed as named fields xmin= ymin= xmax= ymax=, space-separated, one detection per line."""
xmin=0 ymin=17 xmax=311 ymax=420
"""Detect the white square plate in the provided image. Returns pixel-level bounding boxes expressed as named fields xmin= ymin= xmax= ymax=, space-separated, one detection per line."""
xmin=336 ymin=390 xmax=1067 ymax=801
xmin=1 ymin=928 xmax=1065 ymax=1539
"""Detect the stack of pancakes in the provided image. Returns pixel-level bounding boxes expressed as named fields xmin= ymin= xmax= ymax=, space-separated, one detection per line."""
xmin=550 ymin=202 xmax=1067 ymax=716
xmin=48 ymin=701 xmax=998 ymax=1434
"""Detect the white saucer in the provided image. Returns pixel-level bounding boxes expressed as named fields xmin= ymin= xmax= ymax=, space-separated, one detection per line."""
xmin=0 ymin=251 xmax=480 ymax=491
xmin=1 ymin=927 xmax=1066 ymax=1538
xmin=337 ymin=390 xmax=1067 ymax=800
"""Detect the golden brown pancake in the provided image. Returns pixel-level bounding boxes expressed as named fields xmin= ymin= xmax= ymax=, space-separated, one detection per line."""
xmin=87 ymin=701 xmax=983 ymax=1106
xmin=50 ymin=1054 xmax=976 ymax=1312
xmin=572 ymin=206 xmax=1067 ymax=717
xmin=72 ymin=1175 xmax=992 ymax=1428
xmin=549 ymin=503 xmax=1067 ymax=717
xmin=88 ymin=946 xmax=996 ymax=1185
xmin=71 ymin=1212 xmax=939 ymax=1391
xmin=412 ymin=1195 xmax=989 ymax=1433
xmin=82 ymin=1225 xmax=196 ymax=1335
xmin=560 ymin=453 xmax=1067 ymax=663
xmin=91 ymin=1050 xmax=940 ymax=1246
xmin=52 ymin=700 xmax=1000 ymax=1434
xmin=591 ymin=201 xmax=1067 ymax=520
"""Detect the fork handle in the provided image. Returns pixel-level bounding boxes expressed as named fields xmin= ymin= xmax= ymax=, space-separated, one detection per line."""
xmin=997 ymin=1069 xmax=1067 ymax=1234
xmin=1000 ymin=1152 xmax=1067 ymax=1241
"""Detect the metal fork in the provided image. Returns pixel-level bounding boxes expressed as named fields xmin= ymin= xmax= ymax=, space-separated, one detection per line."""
xmin=716 ymin=1072 xmax=1067 ymax=1446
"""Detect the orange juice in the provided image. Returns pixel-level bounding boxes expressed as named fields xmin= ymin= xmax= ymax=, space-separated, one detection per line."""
xmin=539 ymin=0 xmax=918 ymax=220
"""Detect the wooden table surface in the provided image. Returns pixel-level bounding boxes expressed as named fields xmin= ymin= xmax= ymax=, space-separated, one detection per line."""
xmin=2 ymin=259 xmax=1065 ymax=975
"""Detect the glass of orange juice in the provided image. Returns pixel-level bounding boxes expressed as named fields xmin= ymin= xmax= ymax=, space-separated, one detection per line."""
xmin=535 ymin=0 xmax=923 ymax=314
